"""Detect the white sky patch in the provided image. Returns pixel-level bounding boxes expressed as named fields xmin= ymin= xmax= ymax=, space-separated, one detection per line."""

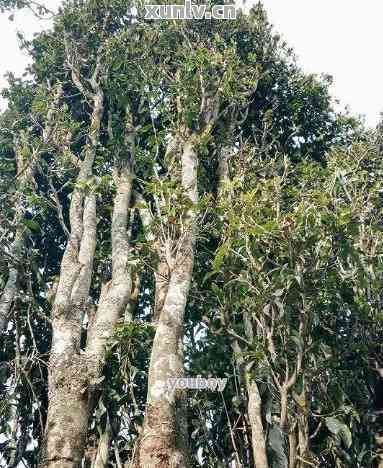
xmin=0 ymin=5 xmax=55 ymax=109
xmin=244 ymin=0 xmax=383 ymax=128
xmin=0 ymin=1 xmax=382 ymax=128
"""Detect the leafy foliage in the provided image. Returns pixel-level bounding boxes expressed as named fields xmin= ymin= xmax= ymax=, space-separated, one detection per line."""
xmin=0 ymin=1 xmax=379 ymax=467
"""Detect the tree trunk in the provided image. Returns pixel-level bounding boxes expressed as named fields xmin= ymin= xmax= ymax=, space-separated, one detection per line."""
xmin=296 ymin=383 xmax=311 ymax=468
xmin=91 ymin=418 xmax=112 ymax=468
xmin=232 ymin=339 xmax=269 ymax=468
xmin=86 ymin=163 xmax=133 ymax=382
xmin=81 ymin=162 xmax=135 ymax=468
xmin=0 ymin=85 xmax=62 ymax=332
xmin=137 ymin=136 xmax=197 ymax=468
xmin=0 ymin=242 xmax=21 ymax=332
xmin=41 ymin=92 xmax=136 ymax=467
xmin=218 ymin=140 xmax=269 ymax=468
xmin=288 ymin=424 xmax=297 ymax=468
xmin=247 ymin=380 xmax=269 ymax=468
xmin=40 ymin=88 xmax=103 ymax=468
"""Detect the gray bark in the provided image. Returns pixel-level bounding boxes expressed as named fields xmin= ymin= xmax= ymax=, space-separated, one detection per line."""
xmin=86 ymin=163 xmax=133 ymax=382
xmin=0 ymin=250 xmax=20 ymax=332
xmin=41 ymin=89 xmax=137 ymax=466
xmin=248 ymin=380 xmax=269 ymax=468
xmin=41 ymin=93 xmax=136 ymax=468
xmin=41 ymin=80 xmax=104 ymax=467
xmin=137 ymin=135 xmax=198 ymax=468
xmin=232 ymin=339 xmax=269 ymax=468
xmin=42 ymin=182 xmax=98 ymax=467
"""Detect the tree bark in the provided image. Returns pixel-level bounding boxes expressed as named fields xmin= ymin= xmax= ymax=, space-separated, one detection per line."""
xmin=137 ymin=135 xmax=197 ymax=468
xmin=40 ymin=86 xmax=103 ymax=468
xmin=41 ymin=92 xmax=136 ymax=467
xmin=232 ymin=339 xmax=269 ymax=468
xmin=296 ymin=382 xmax=311 ymax=468
xmin=247 ymin=380 xmax=269 ymax=468
xmin=288 ymin=425 xmax=297 ymax=468
xmin=91 ymin=418 xmax=112 ymax=468
xmin=0 ymin=245 xmax=21 ymax=332
xmin=86 ymin=162 xmax=133 ymax=382
xmin=83 ymin=161 xmax=135 ymax=468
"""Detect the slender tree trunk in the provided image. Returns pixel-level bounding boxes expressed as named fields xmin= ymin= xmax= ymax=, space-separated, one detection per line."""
xmin=288 ymin=422 xmax=298 ymax=468
xmin=91 ymin=418 xmax=112 ymax=468
xmin=0 ymin=242 xmax=21 ymax=332
xmin=296 ymin=382 xmax=311 ymax=468
xmin=125 ymin=273 xmax=141 ymax=322
xmin=86 ymin=163 xmax=133 ymax=381
xmin=218 ymin=142 xmax=269 ymax=468
xmin=247 ymin=380 xmax=269 ymax=468
xmin=0 ymin=85 xmax=62 ymax=332
xmin=81 ymin=161 xmax=135 ymax=468
xmin=137 ymin=135 xmax=197 ymax=467
xmin=232 ymin=339 xmax=269 ymax=468
xmin=7 ymin=390 xmax=19 ymax=467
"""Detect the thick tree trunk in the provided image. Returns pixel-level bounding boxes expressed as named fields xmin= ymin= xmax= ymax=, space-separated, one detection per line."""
xmin=43 ymin=197 xmax=97 ymax=468
xmin=137 ymin=136 xmax=197 ymax=468
xmin=41 ymin=92 xmax=136 ymax=467
xmin=41 ymin=88 xmax=103 ymax=468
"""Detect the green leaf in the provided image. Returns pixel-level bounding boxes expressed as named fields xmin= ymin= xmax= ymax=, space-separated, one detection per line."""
xmin=22 ymin=219 xmax=40 ymax=232
xmin=325 ymin=417 xmax=352 ymax=449
xmin=339 ymin=425 xmax=352 ymax=449
xmin=325 ymin=416 xmax=344 ymax=435
xmin=202 ymin=270 xmax=218 ymax=285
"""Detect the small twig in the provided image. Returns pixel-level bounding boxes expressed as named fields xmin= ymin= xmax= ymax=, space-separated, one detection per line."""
xmin=220 ymin=392 xmax=242 ymax=468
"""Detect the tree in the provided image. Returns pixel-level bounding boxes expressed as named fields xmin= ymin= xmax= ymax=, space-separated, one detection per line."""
xmin=211 ymin=138 xmax=383 ymax=467
xmin=0 ymin=1 xmax=376 ymax=467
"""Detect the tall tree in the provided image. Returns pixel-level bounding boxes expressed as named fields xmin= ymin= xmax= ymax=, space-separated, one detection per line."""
xmin=0 ymin=2 xmax=375 ymax=468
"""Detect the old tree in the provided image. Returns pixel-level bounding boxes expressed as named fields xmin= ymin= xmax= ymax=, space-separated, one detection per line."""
xmin=0 ymin=1 xmax=382 ymax=467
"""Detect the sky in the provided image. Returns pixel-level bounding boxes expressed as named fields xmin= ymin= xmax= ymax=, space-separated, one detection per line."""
xmin=0 ymin=1 xmax=382 ymax=128
xmin=0 ymin=2 xmax=60 ymax=108
xmin=249 ymin=0 xmax=383 ymax=128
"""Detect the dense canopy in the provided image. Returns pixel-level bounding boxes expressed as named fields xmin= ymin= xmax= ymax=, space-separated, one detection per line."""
xmin=0 ymin=1 xmax=381 ymax=468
